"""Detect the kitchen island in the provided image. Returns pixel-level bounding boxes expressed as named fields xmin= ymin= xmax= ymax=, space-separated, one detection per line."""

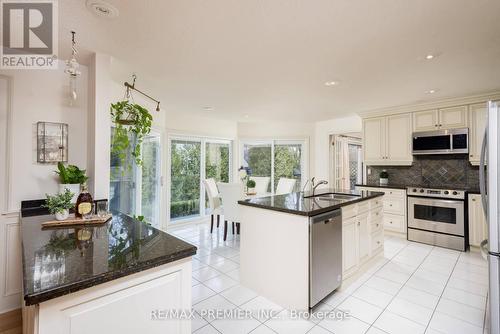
xmin=238 ymin=189 xmax=384 ymax=310
xmin=20 ymin=209 xmax=196 ymax=334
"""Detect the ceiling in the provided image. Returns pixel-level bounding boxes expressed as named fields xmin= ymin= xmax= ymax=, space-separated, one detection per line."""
xmin=59 ymin=0 xmax=500 ymax=122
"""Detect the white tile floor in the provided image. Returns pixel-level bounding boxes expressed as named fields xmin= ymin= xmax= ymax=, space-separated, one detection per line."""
xmin=168 ymin=221 xmax=489 ymax=334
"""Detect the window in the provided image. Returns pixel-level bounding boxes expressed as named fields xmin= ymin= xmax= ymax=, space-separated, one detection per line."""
xmin=331 ymin=134 xmax=363 ymax=190
xmin=241 ymin=140 xmax=306 ymax=193
xmin=109 ymin=130 xmax=162 ymax=227
xmin=169 ymin=136 xmax=232 ymax=222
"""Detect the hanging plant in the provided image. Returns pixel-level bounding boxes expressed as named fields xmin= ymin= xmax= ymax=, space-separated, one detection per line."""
xmin=110 ymin=100 xmax=153 ymax=166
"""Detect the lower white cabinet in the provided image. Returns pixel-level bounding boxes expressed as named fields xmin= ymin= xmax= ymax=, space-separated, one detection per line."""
xmin=25 ymin=258 xmax=193 ymax=334
xmin=0 ymin=215 xmax=22 ymax=314
xmin=342 ymin=199 xmax=384 ymax=278
xmin=356 ymin=186 xmax=407 ymax=234
xmin=468 ymin=194 xmax=487 ymax=247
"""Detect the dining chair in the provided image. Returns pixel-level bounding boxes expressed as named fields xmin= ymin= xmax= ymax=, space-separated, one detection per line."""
xmin=275 ymin=178 xmax=297 ymax=195
xmin=203 ymin=178 xmax=222 ymax=233
xmin=249 ymin=176 xmax=271 ymax=194
xmin=217 ymin=182 xmax=244 ymax=241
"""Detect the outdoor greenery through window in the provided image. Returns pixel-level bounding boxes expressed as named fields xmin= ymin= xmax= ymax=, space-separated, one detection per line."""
xmin=170 ymin=137 xmax=231 ymax=221
xmin=242 ymin=140 xmax=305 ymax=193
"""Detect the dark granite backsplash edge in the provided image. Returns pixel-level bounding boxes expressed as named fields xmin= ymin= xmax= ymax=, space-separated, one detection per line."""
xmin=366 ymin=155 xmax=480 ymax=190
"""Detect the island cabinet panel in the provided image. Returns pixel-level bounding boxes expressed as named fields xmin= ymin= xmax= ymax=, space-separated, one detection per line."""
xmin=341 ymin=200 xmax=385 ymax=278
xmin=468 ymin=194 xmax=488 ymax=247
xmin=342 ymin=217 xmax=359 ymax=276
xmin=33 ymin=259 xmax=192 ymax=334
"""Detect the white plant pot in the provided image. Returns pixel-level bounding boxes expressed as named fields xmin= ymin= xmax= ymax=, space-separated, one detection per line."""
xmin=248 ymin=187 xmax=256 ymax=193
xmin=55 ymin=209 xmax=69 ymax=221
xmin=59 ymin=184 xmax=80 ymax=203
xmin=379 ymin=178 xmax=389 ymax=185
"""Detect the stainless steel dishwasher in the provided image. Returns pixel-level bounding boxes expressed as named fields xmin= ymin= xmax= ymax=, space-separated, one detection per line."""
xmin=309 ymin=209 xmax=342 ymax=308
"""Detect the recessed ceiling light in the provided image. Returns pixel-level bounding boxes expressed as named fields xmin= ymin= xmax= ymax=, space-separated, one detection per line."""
xmin=86 ymin=0 xmax=119 ymax=19
xmin=425 ymin=54 xmax=435 ymax=60
xmin=324 ymin=81 xmax=339 ymax=86
xmin=426 ymin=89 xmax=439 ymax=94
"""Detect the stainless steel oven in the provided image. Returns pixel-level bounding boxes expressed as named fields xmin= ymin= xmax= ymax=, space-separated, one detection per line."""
xmin=407 ymin=187 xmax=467 ymax=251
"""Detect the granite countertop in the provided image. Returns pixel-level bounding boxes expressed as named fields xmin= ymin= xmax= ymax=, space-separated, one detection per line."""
xmin=355 ymin=183 xmax=409 ymax=190
xmin=238 ymin=188 xmax=384 ymax=217
xmin=21 ymin=211 xmax=197 ymax=306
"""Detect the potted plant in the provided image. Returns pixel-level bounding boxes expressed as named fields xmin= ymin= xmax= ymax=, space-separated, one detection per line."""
xmin=110 ymin=100 xmax=153 ymax=167
xmin=247 ymin=179 xmax=256 ymax=194
xmin=379 ymin=170 xmax=389 ymax=185
xmin=55 ymin=162 xmax=88 ymax=203
xmin=43 ymin=189 xmax=74 ymax=220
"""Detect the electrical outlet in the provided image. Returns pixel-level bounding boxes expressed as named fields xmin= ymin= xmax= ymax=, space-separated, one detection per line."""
xmin=367 ymin=168 xmax=372 ymax=175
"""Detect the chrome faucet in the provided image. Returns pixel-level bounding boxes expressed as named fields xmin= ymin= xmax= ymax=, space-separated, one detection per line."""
xmin=313 ymin=180 xmax=329 ymax=194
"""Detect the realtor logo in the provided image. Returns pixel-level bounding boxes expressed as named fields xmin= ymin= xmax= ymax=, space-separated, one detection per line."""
xmin=1 ymin=0 xmax=58 ymax=69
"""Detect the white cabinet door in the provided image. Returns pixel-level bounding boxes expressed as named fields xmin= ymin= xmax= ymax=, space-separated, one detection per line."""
xmin=0 ymin=217 xmax=22 ymax=314
xmin=468 ymin=194 xmax=487 ymax=247
xmin=413 ymin=110 xmax=438 ymax=131
xmin=469 ymin=103 xmax=488 ymax=165
xmin=386 ymin=113 xmax=412 ymax=163
xmin=342 ymin=218 xmax=358 ymax=275
xmin=357 ymin=213 xmax=370 ymax=262
xmin=439 ymin=106 xmax=468 ymax=129
xmin=363 ymin=117 xmax=386 ymax=164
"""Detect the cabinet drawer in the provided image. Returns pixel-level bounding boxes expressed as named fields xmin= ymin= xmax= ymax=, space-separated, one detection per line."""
xmin=370 ymin=230 xmax=384 ymax=253
xmin=357 ymin=200 xmax=370 ymax=214
xmin=342 ymin=204 xmax=357 ymax=219
xmin=370 ymin=197 xmax=383 ymax=210
xmin=383 ymin=197 xmax=405 ymax=214
xmin=383 ymin=189 xmax=405 ymax=197
xmin=370 ymin=217 xmax=383 ymax=234
xmin=383 ymin=213 xmax=404 ymax=232
xmin=370 ymin=206 xmax=383 ymax=221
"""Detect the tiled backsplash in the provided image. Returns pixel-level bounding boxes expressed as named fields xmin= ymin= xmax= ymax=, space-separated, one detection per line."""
xmin=366 ymin=155 xmax=481 ymax=189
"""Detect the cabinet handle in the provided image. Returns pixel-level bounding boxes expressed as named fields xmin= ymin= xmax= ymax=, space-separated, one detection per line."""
xmin=376 ymin=223 xmax=379 ymax=227
xmin=470 ymin=155 xmax=473 ymax=158
xmin=435 ymin=124 xmax=438 ymax=127
xmin=390 ymin=221 xmax=393 ymax=224
xmin=472 ymin=198 xmax=476 ymax=202
xmin=377 ymin=241 xmax=381 ymax=244
xmin=358 ymin=222 xmax=360 ymax=226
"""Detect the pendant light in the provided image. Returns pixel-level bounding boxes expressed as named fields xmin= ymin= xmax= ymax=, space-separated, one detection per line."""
xmin=64 ymin=31 xmax=81 ymax=105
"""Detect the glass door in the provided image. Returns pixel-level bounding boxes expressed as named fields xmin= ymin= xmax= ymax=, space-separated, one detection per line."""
xmin=274 ymin=142 xmax=303 ymax=192
xmin=109 ymin=130 xmax=163 ymax=228
xmin=170 ymin=139 xmax=201 ymax=221
xmin=242 ymin=142 xmax=272 ymax=192
xmin=205 ymin=141 xmax=231 ymax=211
xmin=348 ymin=143 xmax=363 ymax=190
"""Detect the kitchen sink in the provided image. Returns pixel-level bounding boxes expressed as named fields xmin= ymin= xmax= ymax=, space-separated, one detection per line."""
xmin=314 ymin=193 xmax=360 ymax=201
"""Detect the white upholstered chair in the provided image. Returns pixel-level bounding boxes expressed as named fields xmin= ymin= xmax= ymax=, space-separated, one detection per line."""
xmin=249 ymin=176 xmax=271 ymax=195
xmin=203 ymin=178 xmax=223 ymax=233
xmin=217 ymin=182 xmax=244 ymax=240
xmin=275 ymin=178 xmax=297 ymax=195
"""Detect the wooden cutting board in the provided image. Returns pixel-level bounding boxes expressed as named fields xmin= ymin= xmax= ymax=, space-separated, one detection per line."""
xmin=41 ymin=214 xmax=113 ymax=227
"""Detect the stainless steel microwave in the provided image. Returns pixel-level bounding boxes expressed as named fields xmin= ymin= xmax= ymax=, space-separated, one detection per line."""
xmin=412 ymin=128 xmax=469 ymax=155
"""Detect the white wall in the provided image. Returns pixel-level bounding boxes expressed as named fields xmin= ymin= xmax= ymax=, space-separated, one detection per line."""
xmin=314 ymin=114 xmax=362 ymax=183
xmin=0 ymin=62 xmax=89 ymax=212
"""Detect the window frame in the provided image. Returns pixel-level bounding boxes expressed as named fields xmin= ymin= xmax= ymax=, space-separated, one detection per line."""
xmin=239 ymin=138 xmax=308 ymax=194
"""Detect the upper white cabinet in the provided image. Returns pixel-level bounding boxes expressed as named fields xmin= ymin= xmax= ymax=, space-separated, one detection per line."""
xmin=469 ymin=103 xmax=488 ymax=165
xmin=413 ymin=110 xmax=439 ymax=131
xmin=363 ymin=113 xmax=412 ymax=166
xmin=413 ymin=106 xmax=468 ymax=132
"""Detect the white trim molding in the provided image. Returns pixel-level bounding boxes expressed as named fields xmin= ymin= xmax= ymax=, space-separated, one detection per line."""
xmin=358 ymin=90 xmax=500 ymax=118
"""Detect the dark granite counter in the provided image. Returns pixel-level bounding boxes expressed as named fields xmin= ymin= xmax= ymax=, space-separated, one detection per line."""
xmin=238 ymin=188 xmax=384 ymax=217
xmin=21 ymin=211 xmax=197 ymax=306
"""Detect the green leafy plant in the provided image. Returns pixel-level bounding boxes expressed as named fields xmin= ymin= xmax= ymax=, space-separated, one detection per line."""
xmin=380 ymin=170 xmax=389 ymax=179
xmin=55 ymin=162 xmax=88 ymax=184
xmin=43 ymin=189 xmax=74 ymax=214
xmin=246 ymin=179 xmax=256 ymax=188
xmin=133 ymin=214 xmax=151 ymax=226
xmin=110 ymin=100 xmax=153 ymax=167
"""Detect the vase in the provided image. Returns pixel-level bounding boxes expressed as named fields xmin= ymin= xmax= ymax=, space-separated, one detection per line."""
xmin=59 ymin=184 xmax=81 ymax=203
xmin=55 ymin=209 xmax=69 ymax=221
